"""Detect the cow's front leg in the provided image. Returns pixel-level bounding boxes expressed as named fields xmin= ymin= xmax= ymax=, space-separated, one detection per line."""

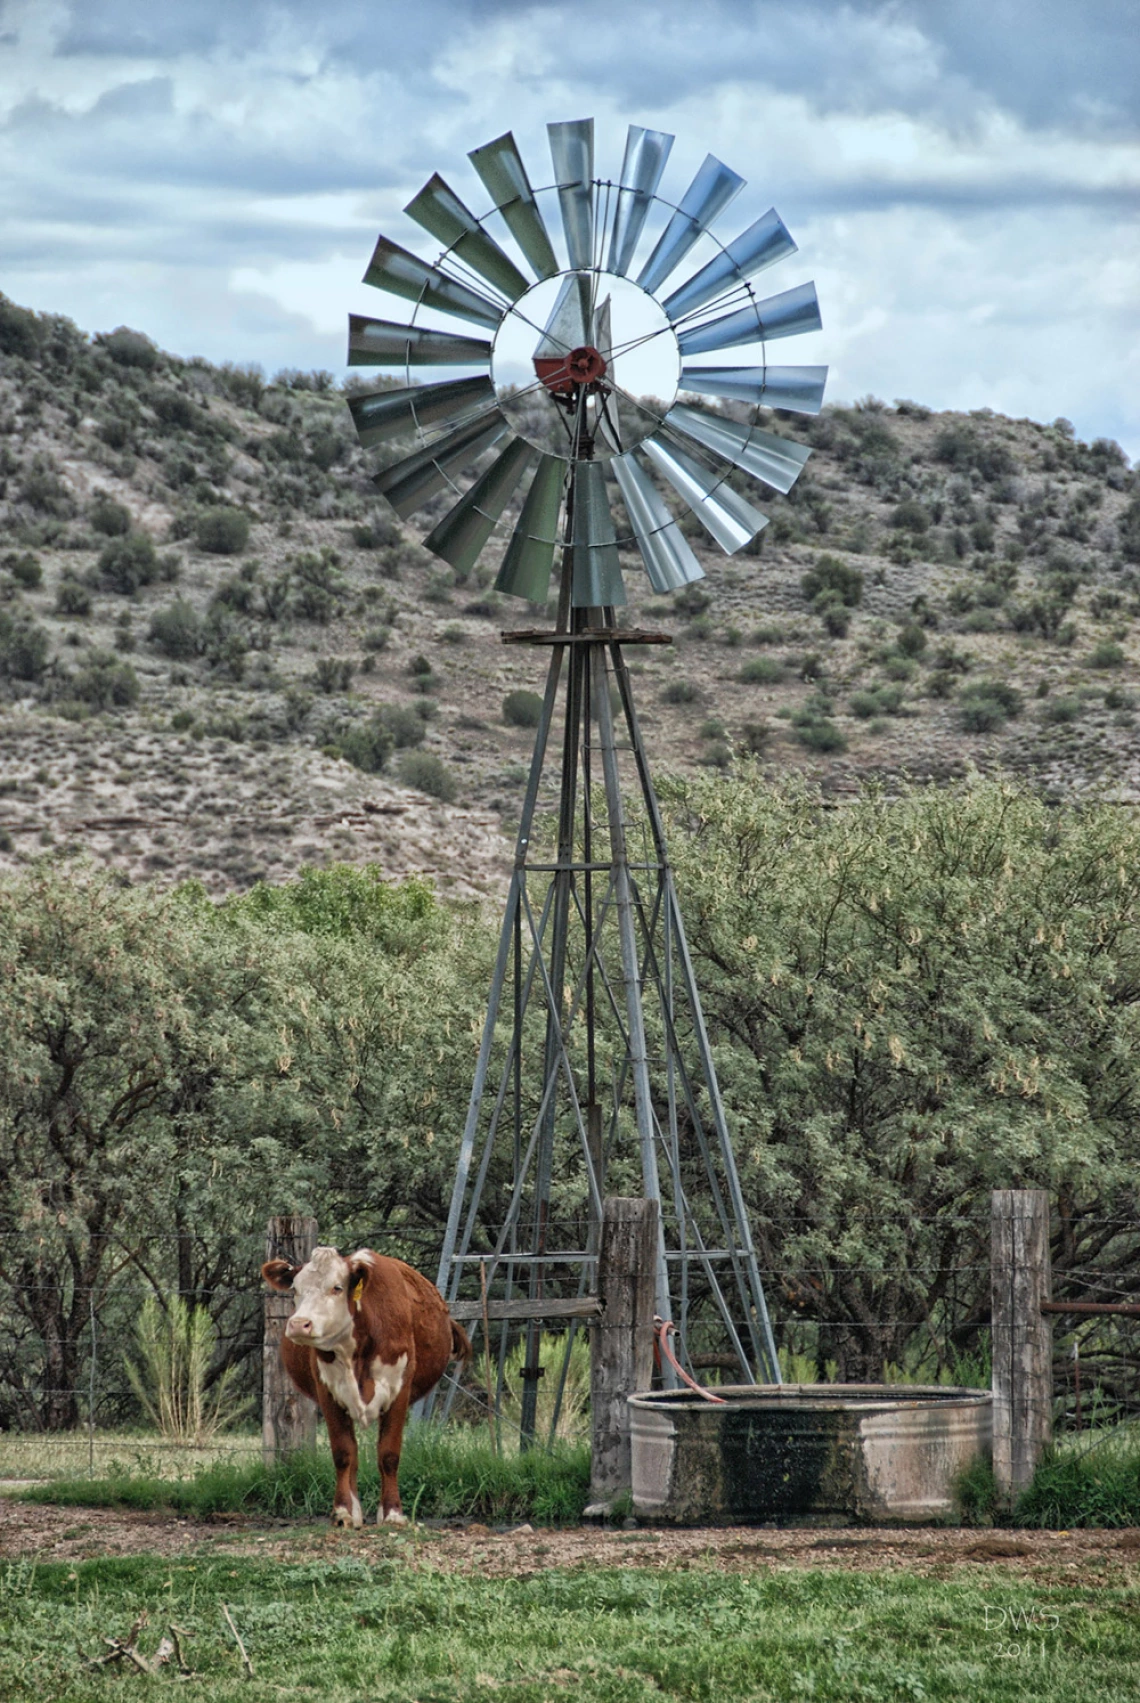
xmin=321 ymin=1398 xmax=362 ymax=1528
xmin=375 ymin=1383 xmax=412 ymax=1524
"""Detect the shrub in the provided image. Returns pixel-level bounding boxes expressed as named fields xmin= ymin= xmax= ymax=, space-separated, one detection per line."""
xmin=152 ymin=389 xmax=195 ymax=431
xmin=336 ymin=716 xmax=394 ymax=775
xmin=890 ymin=499 xmax=931 ymax=533
xmin=195 ymin=507 xmax=250 ymax=555
xmin=817 ymin=596 xmax=851 ymax=637
xmin=68 ymin=650 xmax=140 ymax=709
xmin=1118 ymin=496 xmax=1140 ymax=564
xmin=896 ymin=622 xmax=928 ymax=657
xmin=89 ymin=494 xmax=132 ymax=537
xmin=380 ymin=704 xmax=428 ymax=749
xmin=96 ymin=414 xmax=133 ymax=450
xmin=850 ymin=684 xmax=904 ymax=719
xmin=795 ymin=718 xmax=847 ymax=752
xmin=1043 ymin=695 xmax=1083 ymax=724
xmin=738 ymin=656 xmax=786 ymax=685
xmin=97 ymin=531 xmax=159 ymax=594
xmin=313 ymin=657 xmax=353 ymax=694
xmin=0 ymin=614 xmax=50 ymax=681
xmin=661 ymin=678 xmax=700 ymax=704
xmin=362 ymin=625 xmax=390 ymax=652
xmin=1089 ymin=641 xmax=1125 ymax=669
xmin=399 ymin=750 xmax=457 ymax=802
xmin=148 ymin=600 xmax=202 ymax=660
xmin=673 ymin=584 xmax=711 ymax=616
xmin=125 ymin=1295 xmax=249 ymax=1444
xmin=351 ymin=516 xmax=400 ymax=550
xmin=739 ymin=719 xmax=771 ymax=754
xmin=4 ymin=550 xmax=42 ymax=589
xmin=801 ymin=553 xmax=863 ymax=608
xmin=97 ymin=326 xmax=159 ymax=369
xmin=502 ymin=688 xmax=544 ymax=728
xmin=19 ymin=463 xmax=74 ymax=517
xmin=958 ymin=679 xmax=1022 ymax=733
xmin=55 ymin=578 xmax=92 ymax=616
xmin=0 ymin=294 xmax=41 ymax=359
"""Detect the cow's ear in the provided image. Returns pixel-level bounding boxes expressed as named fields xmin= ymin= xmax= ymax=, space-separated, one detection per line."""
xmin=262 ymin=1259 xmax=298 ymax=1291
xmin=347 ymin=1260 xmax=369 ymax=1311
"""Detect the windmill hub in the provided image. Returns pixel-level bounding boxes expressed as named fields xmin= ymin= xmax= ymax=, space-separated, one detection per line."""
xmin=492 ymin=268 xmax=679 ymax=460
xmin=547 ymin=343 xmax=607 ymax=388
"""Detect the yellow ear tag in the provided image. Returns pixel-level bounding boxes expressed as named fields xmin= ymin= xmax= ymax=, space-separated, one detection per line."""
xmin=350 ymin=1275 xmax=366 ymax=1310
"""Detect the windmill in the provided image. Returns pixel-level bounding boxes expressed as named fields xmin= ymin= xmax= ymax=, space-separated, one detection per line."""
xmin=346 ymin=120 xmax=826 ymax=1441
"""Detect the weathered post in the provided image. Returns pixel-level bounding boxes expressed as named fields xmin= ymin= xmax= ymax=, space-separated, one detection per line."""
xmin=263 ymin=1215 xmax=318 ymax=1465
xmin=586 ymin=1196 xmax=658 ymax=1515
xmin=991 ymin=1189 xmax=1053 ymax=1502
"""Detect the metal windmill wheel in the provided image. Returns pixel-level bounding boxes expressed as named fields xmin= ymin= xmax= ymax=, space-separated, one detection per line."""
xmin=347 ymin=119 xmax=827 ymax=1443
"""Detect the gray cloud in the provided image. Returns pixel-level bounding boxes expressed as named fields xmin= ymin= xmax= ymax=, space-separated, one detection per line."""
xmin=0 ymin=0 xmax=1135 ymax=454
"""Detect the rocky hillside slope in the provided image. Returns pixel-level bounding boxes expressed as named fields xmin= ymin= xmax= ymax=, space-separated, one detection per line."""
xmin=1 ymin=293 xmax=1137 ymax=899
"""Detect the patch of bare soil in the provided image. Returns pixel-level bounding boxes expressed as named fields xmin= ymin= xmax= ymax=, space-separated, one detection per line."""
xmin=3 ymin=1499 xmax=1138 ymax=1584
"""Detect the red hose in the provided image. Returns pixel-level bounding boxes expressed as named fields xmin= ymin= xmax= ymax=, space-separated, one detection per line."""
xmin=654 ymin=1317 xmax=726 ymax=1404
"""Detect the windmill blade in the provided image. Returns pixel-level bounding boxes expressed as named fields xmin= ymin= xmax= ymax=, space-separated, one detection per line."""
xmin=363 ymin=236 xmax=503 ymax=329
xmin=570 ymin=460 xmax=625 ymax=607
xmin=590 ymin=295 xmax=623 ymax=454
xmin=405 ymin=174 xmax=531 ymax=302
xmin=608 ymin=125 xmax=674 ymax=276
xmin=548 ymin=118 xmax=595 ymax=272
xmin=663 ymin=209 xmax=796 ymax=322
xmin=636 ymin=154 xmax=744 ymax=297
xmin=534 ymin=275 xmax=589 ymax=360
xmin=678 ymin=364 xmax=828 ymax=414
xmin=662 ymin=405 xmax=811 ymax=494
xmin=677 ymin=281 xmax=822 ymax=357
xmin=494 ymin=454 xmax=565 ymax=601
xmin=469 ymin=131 xmax=559 ymax=281
xmin=374 ymin=410 xmax=508 ymax=519
xmin=424 ymin=437 xmax=535 ymax=577
xmin=641 ymin=434 xmax=767 ymax=554
xmin=611 ymin=451 xmax=704 ymax=592
xmin=348 ymin=376 xmax=496 ymax=449
xmin=348 ymin=315 xmax=493 ymax=368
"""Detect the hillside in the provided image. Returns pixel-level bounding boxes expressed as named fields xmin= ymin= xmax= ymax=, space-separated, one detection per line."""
xmin=1 ymin=292 xmax=1137 ymax=900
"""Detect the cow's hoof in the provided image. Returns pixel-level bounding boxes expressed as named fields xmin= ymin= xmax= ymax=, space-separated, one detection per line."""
xmin=333 ymin=1501 xmax=364 ymax=1529
xmin=380 ymin=1507 xmax=408 ymax=1526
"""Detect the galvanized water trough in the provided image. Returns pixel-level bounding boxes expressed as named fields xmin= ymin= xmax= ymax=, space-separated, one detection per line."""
xmin=630 ymin=1384 xmax=992 ymax=1524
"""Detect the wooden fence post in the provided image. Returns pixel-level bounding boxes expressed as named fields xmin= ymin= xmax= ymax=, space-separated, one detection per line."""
xmin=263 ymin=1215 xmax=318 ymax=1466
xmin=586 ymin=1197 xmax=658 ymax=1515
xmin=991 ymin=1189 xmax=1053 ymax=1501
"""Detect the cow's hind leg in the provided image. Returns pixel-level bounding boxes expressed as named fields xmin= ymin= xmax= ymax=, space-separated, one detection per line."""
xmin=319 ymin=1396 xmax=362 ymax=1528
xmin=375 ymin=1384 xmax=412 ymax=1524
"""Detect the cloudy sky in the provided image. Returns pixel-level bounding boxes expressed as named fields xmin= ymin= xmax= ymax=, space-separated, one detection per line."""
xmin=2 ymin=0 xmax=1138 ymax=453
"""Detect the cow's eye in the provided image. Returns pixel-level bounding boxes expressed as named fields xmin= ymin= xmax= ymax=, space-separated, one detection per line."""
xmin=332 ymin=1284 xmax=343 ymax=1294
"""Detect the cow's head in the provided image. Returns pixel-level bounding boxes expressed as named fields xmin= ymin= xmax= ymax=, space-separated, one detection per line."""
xmin=262 ymin=1246 xmax=370 ymax=1347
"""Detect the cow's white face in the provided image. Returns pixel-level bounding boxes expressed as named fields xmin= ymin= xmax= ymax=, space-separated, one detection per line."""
xmin=283 ymin=1247 xmax=355 ymax=1347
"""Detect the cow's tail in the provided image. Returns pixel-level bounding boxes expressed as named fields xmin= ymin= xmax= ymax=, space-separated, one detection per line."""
xmin=449 ymin=1318 xmax=474 ymax=1364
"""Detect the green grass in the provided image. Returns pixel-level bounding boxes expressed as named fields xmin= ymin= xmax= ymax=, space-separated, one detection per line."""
xmin=949 ymin=1426 xmax=1140 ymax=1530
xmin=1 ymin=1551 xmax=1137 ymax=1701
xmin=20 ymin=1427 xmax=590 ymax=1526
xmin=1017 ymin=1426 xmax=1140 ymax=1529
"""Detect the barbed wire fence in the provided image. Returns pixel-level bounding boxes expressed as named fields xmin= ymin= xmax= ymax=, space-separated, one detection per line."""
xmin=1 ymin=1205 xmax=1138 ymax=1472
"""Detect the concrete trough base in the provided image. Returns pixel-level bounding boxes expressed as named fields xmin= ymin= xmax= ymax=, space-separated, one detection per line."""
xmin=630 ymin=1384 xmax=992 ymax=1525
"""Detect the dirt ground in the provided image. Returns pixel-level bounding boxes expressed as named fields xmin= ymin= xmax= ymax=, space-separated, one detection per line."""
xmin=4 ymin=1497 xmax=1140 ymax=1585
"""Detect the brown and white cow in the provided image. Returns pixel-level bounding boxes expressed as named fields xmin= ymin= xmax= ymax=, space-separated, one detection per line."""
xmin=262 ymin=1246 xmax=471 ymax=1527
